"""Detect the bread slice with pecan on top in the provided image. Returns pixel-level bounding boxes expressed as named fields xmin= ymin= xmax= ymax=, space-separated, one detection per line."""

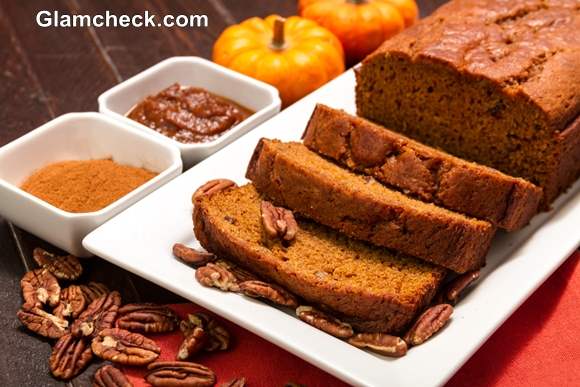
xmin=193 ymin=184 xmax=446 ymax=334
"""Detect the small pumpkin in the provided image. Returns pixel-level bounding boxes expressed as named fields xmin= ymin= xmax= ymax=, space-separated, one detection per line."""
xmin=299 ymin=0 xmax=411 ymax=64
xmin=299 ymin=0 xmax=418 ymax=27
xmin=213 ymin=15 xmax=345 ymax=107
xmin=382 ymin=0 xmax=419 ymax=27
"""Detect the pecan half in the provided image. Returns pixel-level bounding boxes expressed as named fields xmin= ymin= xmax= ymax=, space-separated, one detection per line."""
xmin=240 ymin=280 xmax=299 ymax=308
xmin=201 ymin=314 xmax=230 ymax=352
xmin=177 ymin=325 xmax=206 ymax=360
xmin=21 ymin=268 xmax=60 ymax=308
xmin=91 ymin=328 xmax=160 ymax=366
xmin=33 ymin=247 xmax=83 ymax=281
xmin=180 ymin=313 xmax=230 ymax=352
xmin=195 ymin=262 xmax=240 ymax=292
xmin=17 ymin=306 xmax=69 ymax=339
xmin=404 ymin=304 xmax=453 ymax=346
xmin=146 ymin=361 xmax=216 ymax=387
xmin=80 ymin=282 xmax=110 ymax=304
xmin=296 ymin=306 xmax=353 ymax=339
xmin=260 ymin=200 xmax=298 ymax=244
xmin=219 ymin=377 xmax=246 ymax=387
xmin=49 ymin=333 xmax=93 ymax=380
xmin=115 ymin=303 xmax=179 ymax=333
xmin=72 ymin=291 xmax=121 ymax=338
xmin=348 ymin=333 xmax=408 ymax=357
xmin=445 ymin=270 xmax=481 ymax=304
xmin=192 ymin=179 xmax=237 ymax=204
xmin=94 ymin=364 xmax=133 ymax=387
xmin=172 ymin=243 xmax=216 ymax=267
xmin=53 ymin=285 xmax=86 ymax=319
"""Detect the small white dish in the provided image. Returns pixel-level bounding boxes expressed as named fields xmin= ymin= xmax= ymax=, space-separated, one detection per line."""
xmin=98 ymin=56 xmax=281 ymax=168
xmin=0 ymin=112 xmax=182 ymax=256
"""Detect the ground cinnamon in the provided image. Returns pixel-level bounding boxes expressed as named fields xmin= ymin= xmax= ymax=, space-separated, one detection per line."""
xmin=21 ymin=159 xmax=157 ymax=213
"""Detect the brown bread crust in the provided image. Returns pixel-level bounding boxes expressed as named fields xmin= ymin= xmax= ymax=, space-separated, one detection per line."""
xmin=303 ymin=104 xmax=543 ymax=231
xmin=246 ymin=139 xmax=495 ymax=273
xmin=356 ymin=0 xmax=580 ymax=207
xmin=193 ymin=185 xmax=446 ymax=333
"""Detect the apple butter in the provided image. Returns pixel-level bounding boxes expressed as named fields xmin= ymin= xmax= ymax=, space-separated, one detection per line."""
xmin=127 ymin=83 xmax=253 ymax=144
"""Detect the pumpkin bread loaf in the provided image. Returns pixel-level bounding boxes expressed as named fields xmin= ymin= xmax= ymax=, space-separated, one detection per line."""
xmin=355 ymin=0 xmax=580 ymax=208
xmin=193 ymin=184 xmax=446 ymax=333
xmin=303 ymin=104 xmax=543 ymax=231
xmin=246 ymin=139 xmax=495 ymax=273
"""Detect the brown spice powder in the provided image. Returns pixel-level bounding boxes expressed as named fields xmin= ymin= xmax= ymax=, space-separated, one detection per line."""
xmin=21 ymin=159 xmax=157 ymax=213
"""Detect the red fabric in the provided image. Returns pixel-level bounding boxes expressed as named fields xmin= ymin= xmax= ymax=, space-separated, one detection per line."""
xmin=125 ymin=251 xmax=579 ymax=386
xmin=447 ymin=250 xmax=580 ymax=387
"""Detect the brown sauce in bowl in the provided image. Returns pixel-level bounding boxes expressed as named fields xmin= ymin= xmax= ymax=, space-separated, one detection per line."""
xmin=127 ymin=83 xmax=253 ymax=144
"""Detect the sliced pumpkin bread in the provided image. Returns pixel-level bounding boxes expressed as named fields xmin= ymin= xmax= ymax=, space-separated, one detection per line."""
xmin=246 ymin=139 xmax=495 ymax=273
xmin=193 ymin=184 xmax=446 ymax=333
xmin=303 ymin=104 xmax=542 ymax=231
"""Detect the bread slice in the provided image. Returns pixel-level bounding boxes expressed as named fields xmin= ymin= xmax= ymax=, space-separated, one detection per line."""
xmin=246 ymin=139 xmax=495 ymax=273
xmin=193 ymin=184 xmax=446 ymax=333
xmin=303 ymin=104 xmax=543 ymax=231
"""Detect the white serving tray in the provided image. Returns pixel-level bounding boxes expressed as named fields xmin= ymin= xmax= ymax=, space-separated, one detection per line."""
xmin=83 ymin=70 xmax=580 ymax=387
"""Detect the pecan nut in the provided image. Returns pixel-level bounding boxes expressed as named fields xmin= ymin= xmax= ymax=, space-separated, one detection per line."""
xmin=173 ymin=243 xmax=216 ymax=267
xmin=180 ymin=313 xmax=230 ymax=352
xmin=445 ymin=270 xmax=481 ymax=304
xmin=404 ymin=304 xmax=453 ymax=346
xmin=219 ymin=377 xmax=246 ymax=387
xmin=296 ymin=306 xmax=353 ymax=339
xmin=195 ymin=262 xmax=240 ymax=292
xmin=80 ymin=282 xmax=110 ymax=304
xmin=49 ymin=333 xmax=93 ymax=380
xmin=115 ymin=303 xmax=179 ymax=333
xmin=91 ymin=328 xmax=160 ymax=366
xmin=33 ymin=247 xmax=83 ymax=281
xmin=53 ymin=285 xmax=86 ymax=319
xmin=240 ymin=280 xmax=299 ymax=308
xmin=260 ymin=200 xmax=298 ymax=244
xmin=21 ymin=268 xmax=60 ymax=308
xmin=192 ymin=179 xmax=237 ymax=204
xmin=72 ymin=291 xmax=121 ymax=338
xmin=204 ymin=317 xmax=230 ymax=352
xmin=146 ymin=361 xmax=216 ymax=387
xmin=177 ymin=325 xmax=206 ymax=360
xmin=348 ymin=333 xmax=408 ymax=357
xmin=94 ymin=364 xmax=133 ymax=387
xmin=17 ymin=306 xmax=69 ymax=339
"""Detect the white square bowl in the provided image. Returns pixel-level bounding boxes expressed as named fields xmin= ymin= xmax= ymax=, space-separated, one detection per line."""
xmin=0 ymin=112 xmax=183 ymax=256
xmin=98 ymin=56 xmax=281 ymax=168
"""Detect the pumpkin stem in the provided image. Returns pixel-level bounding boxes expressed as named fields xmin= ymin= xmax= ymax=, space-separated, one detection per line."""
xmin=271 ymin=17 xmax=286 ymax=50
xmin=347 ymin=0 xmax=367 ymax=4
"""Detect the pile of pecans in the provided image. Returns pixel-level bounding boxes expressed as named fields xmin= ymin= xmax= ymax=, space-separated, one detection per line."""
xmin=16 ymin=247 xmax=243 ymax=387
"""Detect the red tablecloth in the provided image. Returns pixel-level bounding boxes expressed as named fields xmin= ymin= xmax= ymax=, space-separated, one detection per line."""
xmin=125 ymin=250 xmax=579 ymax=386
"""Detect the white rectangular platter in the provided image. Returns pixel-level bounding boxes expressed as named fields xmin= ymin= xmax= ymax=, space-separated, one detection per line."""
xmin=84 ymin=70 xmax=580 ymax=387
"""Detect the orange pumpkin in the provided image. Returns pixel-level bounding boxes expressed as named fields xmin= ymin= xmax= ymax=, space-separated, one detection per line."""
xmin=383 ymin=0 xmax=419 ymax=27
xmin=299 ymin=0 xmax=410 ymax=64
xmin=213 ymin=15 xmax=345 ymax=107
